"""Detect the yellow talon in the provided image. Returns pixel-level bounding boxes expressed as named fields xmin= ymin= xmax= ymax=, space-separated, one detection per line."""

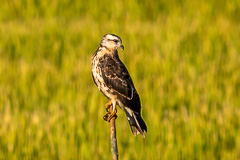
xmin=103 ymin=111 xmax=111 ymax=121
xmin=105 ymin=100 xmax=112 ymax=112
xmin=103 ymin=100 xmax=117 ymax=122
xmin=106 ymin=108 xmax=117 ymax=122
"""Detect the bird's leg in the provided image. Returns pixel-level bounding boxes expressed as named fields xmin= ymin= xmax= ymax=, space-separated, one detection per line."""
xmin=103 ymin=100 xmax=117 ymax=122
xmin=103 ymin=100 xmax=112 ymax=121
xmin=106 ymin=101 xmax=117 ymax=122
xmin=106 ymin=108 xmax=117 ymax=122
xmin=105 ymin=100 xmax=112 ymax=112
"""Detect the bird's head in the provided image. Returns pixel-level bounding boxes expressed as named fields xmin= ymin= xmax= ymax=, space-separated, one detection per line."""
xmin=100 ymin=34 xmax=124 ymax=51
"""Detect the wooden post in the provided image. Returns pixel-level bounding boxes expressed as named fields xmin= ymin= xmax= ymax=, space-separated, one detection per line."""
xmin=109 ymin=106 xmax=119 ymax=160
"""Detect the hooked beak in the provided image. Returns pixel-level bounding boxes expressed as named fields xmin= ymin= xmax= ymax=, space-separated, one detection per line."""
xmin=120 ymin=44 xmax=124 ymax=51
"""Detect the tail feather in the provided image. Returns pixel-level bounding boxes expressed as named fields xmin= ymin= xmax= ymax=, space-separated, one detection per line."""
xmin=124 ymin=107 xmax=147 ymax=138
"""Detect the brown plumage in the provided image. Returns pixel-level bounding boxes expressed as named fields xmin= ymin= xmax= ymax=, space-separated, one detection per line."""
xmin=91 ymin=34 xmax=147 ymax=138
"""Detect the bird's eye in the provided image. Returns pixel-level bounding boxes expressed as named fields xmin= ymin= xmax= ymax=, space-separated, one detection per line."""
xmin=113 ymin=39 xmax=119 ymax=43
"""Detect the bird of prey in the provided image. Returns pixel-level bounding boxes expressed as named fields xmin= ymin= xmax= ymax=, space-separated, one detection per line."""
xmin=91 ymin=34 xmax=147 ymax=138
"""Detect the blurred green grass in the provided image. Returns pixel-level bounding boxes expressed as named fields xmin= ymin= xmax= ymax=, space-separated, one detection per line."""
xmin=0 ymin=0 xmax=240 ymax=159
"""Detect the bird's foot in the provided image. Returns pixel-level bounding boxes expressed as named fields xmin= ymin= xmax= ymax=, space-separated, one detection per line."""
xmin=103 ymin=109 xmax=117 ymax=122
xmin=105 ymin=100 xmax=112 ymax=112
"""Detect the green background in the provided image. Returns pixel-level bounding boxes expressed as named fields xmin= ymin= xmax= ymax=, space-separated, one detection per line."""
xmin=0 ymin=0 xmax=240 ymax=159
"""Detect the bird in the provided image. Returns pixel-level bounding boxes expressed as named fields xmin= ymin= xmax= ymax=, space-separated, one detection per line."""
xmin=91 ymin=34 xmax=147 ymax=138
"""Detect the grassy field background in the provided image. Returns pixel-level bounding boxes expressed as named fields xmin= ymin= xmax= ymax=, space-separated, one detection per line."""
xmin=0 ymin=0 xmax=240 ymax=159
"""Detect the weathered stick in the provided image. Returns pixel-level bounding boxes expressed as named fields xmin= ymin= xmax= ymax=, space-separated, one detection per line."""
xmin=109 ymin=106 xmax=119 ymax=160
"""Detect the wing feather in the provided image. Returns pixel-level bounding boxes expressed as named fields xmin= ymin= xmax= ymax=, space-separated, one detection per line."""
xmin=101 ymin=56 xmax=134 ymax=100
